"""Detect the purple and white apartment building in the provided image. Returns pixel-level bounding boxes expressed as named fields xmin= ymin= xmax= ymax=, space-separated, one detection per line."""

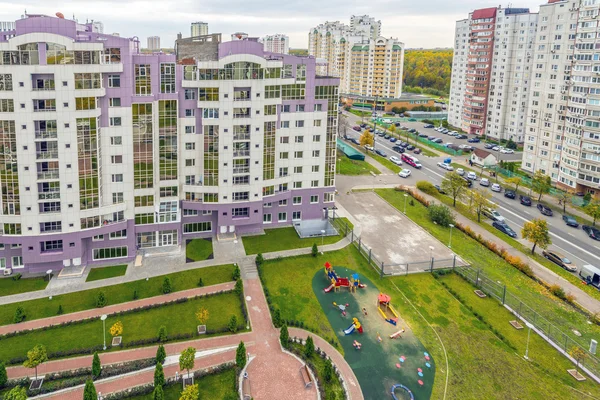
xmin=0 ymin=14 xmax=339 ymax=274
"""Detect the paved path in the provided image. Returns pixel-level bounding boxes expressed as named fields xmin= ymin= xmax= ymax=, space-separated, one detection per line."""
xmin=0 ymin=282 xmax=234 ymax=336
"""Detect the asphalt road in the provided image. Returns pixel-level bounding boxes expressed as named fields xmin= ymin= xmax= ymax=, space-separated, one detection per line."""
xmin=341 ymin=111 xmax=600 ymax=277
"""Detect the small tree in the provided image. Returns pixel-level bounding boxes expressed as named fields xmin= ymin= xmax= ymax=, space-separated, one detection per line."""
xmin=236 ymin=341 xmax=247 ymax=369
xmin=505 ymin=176 xmax=523 ymax=193
xmin=470 ymin=189 xmax=493 ymax=222
xmin=521 ymin=218 xmax=551 ymax=254
xmin=154 ymin=362 xmax=165 ymax=387
xmin=152 ymin=385 xmax=164 ymax=400
xmin=197 ymin=277 xmax=204 ymax=287
xmin=229 ymin=315 xmax=238 ymax=333
xmin=323 ymin=358 xmax=333 ymax=382
xmin=83 ymin=379 xmax=97 ymax=400
xmin=441 ymin=172 xmax=468 ymax=207
xmin=110 ymin=321 xmax=123 ymax=337
xmin=162 ymin=277 xmax=172 ymax=294
xmin=179 ymin=384 xmax=199 ymax=400
xmin=584 ymin=201 xmax=600 ymax=226
xmin=232 ymin=264 xmax=241 ymax=280
xmin=13 ymin=306 xmax=25 ymax=323
xmin=532 ymin=170 xmax=552 ymax=202
xmin=427 ymin=203 xmax=455 ymax=227
xmin=57 ymin=305 xmax=64 ymax=315
xmin=359 ymin=130 xmax=374 ymax=147
xmin=157 ymin=325 xmax=168 ymax=342
xmin=506 ymin=137 xmax=517 ymax=150
xmin=96 ymin=291 xmax=107 ymax=308
xmin=23 ymin=344 xmax=48 ymax=382
xmin=195 ymin=308 xmax=209 ymax=326
xmin=0 ymin=361 xmax=7 ymax=387
xmin=304 ymin=336 xmax=315 ymax=358
xmin=234 ymin=279 xmax=243 ymax=295
xmin=280 ymin=323 xmax=290 ymax=349
xmin=156 ymin=344 xmax=166 ymax=365
xmin=255 ymin=253 xmax=264 ymax=267
xmin=272 ymin=308 xmax=282 ymax=328
xmin=3 ymin=386 xmax=27 ymax=400
xmin=557 ymin=191 xmax=571 ymax=214
xmin=312 ymin=243 xmax=318 ymax=257
xmin=179 ymin=347 xmax=196 ymax=379
xmin=92 ymin=352 xmax=101 ymax=379
xmin=570 ymin=346 xmax=587 ymax=376
xmin=133 ymin=290 xmax=139 ymax=300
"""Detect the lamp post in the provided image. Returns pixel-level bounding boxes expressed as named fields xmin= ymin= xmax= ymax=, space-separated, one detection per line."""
xmin=448 ymin=224 xmax=454 ymax=248
xmin=429 ymin=245 xmax=434 ymax=262
xmin=320 ymin=229 xmax=326 ymax=247
xmin=101 ymin=314 xmax=107 ymax=350
xmin=403 ymin=193 xmax=408 ymax=214
xmin=524 ymin=321 xmax=533 ymax=360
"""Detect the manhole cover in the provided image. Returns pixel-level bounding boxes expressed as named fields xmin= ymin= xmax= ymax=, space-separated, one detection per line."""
xmin=246 ymin=296 xmax=252 ymax=301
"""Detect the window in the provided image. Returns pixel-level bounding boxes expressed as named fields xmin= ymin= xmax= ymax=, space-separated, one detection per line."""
xmin=0 ymin=74 xmax=13 ymax=91
xmin=279 ymin=199 xmax=288 ymax=206
xmin=314 ymin=104 xmax=322 ymax=112
xmin=292 ymin=211 xmax=301 ymax=221
xmin=185 ymin=143 xmax=196 ymax=150
xmin=93 ymin=235 xmax=104 ymax=241
xmin=135 ymin=64 xmax=151 ymax=95
xmin=203 ymin=108 xmax=219 ymax=118
xmin=11 ymin=256 xmax=23 ymax=268
xmin=109 ymin=97 xmax=121 ymax=107
xmin=112 ymin=174 xmax=123 ymax=182
xmin=110 ymin=117 xmax=122 ymax=126
xmin=111 ymin=155 xmax=123 ymax=164
xmin=293 ymin=181 xmax=302 ymax=188
xmin=310 ymin=195 xmax=319 ymax=203
xmin=294 ymin=166 xmax=303 ymax=173
xmin=312 ymin=150 xmax=320 ymax=157
xmin=265 ymin=85 xmax=280 ymax=98
xmin=311 ymin=180 xmax=319 ymax=187
xmin=110 ymin=230 xmax=127 ymax=239
xmin=280 ymin=136 xmax=289 ymax=144
xmin=280 ymin=152 xmax=289 ymax=159
xmin=314 ymin=120 xmax=322 ymax=127
xmin=0 ymin=99 xmax=14 ymax=112
xmin=108 ymin=75 xmax=121 ymax=88
xmin=295 ymin=136 xmax=304 ymax=143
xmin=134 ymin=195 xmax=154 ymax=207
xmin=233 ymin=192 xmax=249 ymax=201
xmin=294 ymin=151 xmax=303 ymax=158
xmin=183 ymin=222 xmax=212 ymax=233
xmin=159 ymin=186 xmax=178 ymax=197
xmin=112 ymin=192 xmax=124 ymax=204
xmin=232 ymin=207 xmax=249 ymax=218
xmin=160 ymin=63 xmax=176 ymax=93
xmin=295 ymin=120 xmax=304 ymax=128
xmin=278 ymin=212 xmax=287 ymax=222
xmin=41 ymin=240 xmax=63 ymax=252
xmin=93 ymin=246 xmax=128 ymax=260
xmin=296 ymin=104 xmax=305 ymax=112
xmin=185 ymin=109 xmax=195 ymax=117
xmin=185 ymin=126 xmax=196 ymax=134
xmin=293 ymin=196 xmax=302 ymax=205
xmin=263 ymin=213 xmax=272 ymax=224
xmin=198 ymin=88 xmax=218 ymax=101
xmin=135 ymin=213 xmax=155 ymax=225
xmin=264 ymin=104 xmax=277 ymax=115
xmin=75 ymin=97 xmax=96 ymax=110
xmin=281 ymin=121 xmax=290 ymax=128
xmin=110 ymin=136 xmax=122 ymax=145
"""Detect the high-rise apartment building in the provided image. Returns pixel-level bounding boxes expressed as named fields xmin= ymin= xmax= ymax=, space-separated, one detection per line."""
xmin=448 ymin=7 xmax=538 ymax=140
xmin=191 ymin=21 xmax=208 ymax=37
xmin=308 ymin=16 xmax=404 ymax=98
xmin=260 ymin=34 xmax=289 ymax=54
xmin=147 ymin=36 xmax=160 ymax=50
xmin=0 ymin=15 xmax=339 ymax=274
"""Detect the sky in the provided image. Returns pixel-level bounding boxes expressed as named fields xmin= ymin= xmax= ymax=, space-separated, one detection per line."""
xmin=1 ymin=0 xmax=546 ymax=49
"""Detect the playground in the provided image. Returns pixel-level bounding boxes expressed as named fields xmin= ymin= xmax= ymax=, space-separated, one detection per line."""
xmin=313 ymin=264 xmax=434 ymax=400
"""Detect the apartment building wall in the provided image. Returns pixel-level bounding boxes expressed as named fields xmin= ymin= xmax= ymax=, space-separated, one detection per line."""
xmin=448 ymin=19 xmax=470 ymax=128
xmin=191 ymin=22 xmax=208 ymax=37
xmin=260 ymin=34 xmax=289 ymax=54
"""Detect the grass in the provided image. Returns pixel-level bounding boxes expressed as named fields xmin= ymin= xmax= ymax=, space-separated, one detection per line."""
xmin=242 ymin=218 xmax=354 ymax=255
xmin=0 ymin=291 xmax=245 ymax=363
xmin=348 ymin=109 xmax=372 ymax=118
xmin=376 ymin=188 xmax=600 ymax=346
xmin=336 ymin=153 xmax=381 ymax=176
xmin=369 ymin=152 xmax=402 ymax=173
xmin=86 ymin=265 xmax=127 ymax=282
xmin=0 ymin=264 xmax=235 ymax=326
xmin=289 ymin=343 xmax=345 ymax=399
xmin=0 ymin=276 xmax=48 ymax=297
xmin=186 ymin=238 xmax=214 ymax=261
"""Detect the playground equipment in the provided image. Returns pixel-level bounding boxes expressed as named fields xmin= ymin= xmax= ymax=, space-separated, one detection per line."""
xmin=390 ymin=328 xmax=406 ymax=339
xmin=352 ymin=340 xmax=362 ymax=350
xmin=344 ymin=317 xmax=363 ymax=335
xmin=391 ymin=384 xmax=415 ymax=400
xmin=323 ymin=262 xmax=351 ymax=292
xmin=377 ymin=293 xmax=399 ymax=325
xmin=333 ymin=302 xmax=349 ymax=316
xmin=350 ymin=273 xmax=366 ymax=292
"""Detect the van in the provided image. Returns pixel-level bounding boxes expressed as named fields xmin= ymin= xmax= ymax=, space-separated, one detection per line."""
xmin=382 ymin=118 xmax=393 ymax=124
xmin=580 ymin=265 xmax=600 ymax=287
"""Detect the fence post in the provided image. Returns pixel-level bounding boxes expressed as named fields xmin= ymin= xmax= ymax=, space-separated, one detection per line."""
xmin=358 ymin=237 xmax=361 ymax=251
xmin=368 ymin=248 xmax=372 ymax=266
xmin=475 ymin=269 xmax=480 ymax=287
xmin=380 ymin=261 xmax=384 ymax=278
xmin=351 ymin=229 xmax=354 ymax=243
xmin=517 ymin=301 xmax=522 ymax=320
xmin=548 ymin=323 xmax=551 ymax=340
xmin=501 ymin=285 xmax=506 ymax=305
xmin=452 ymin=255 xmax=456 ymax=270
xmin=406 ymin=263 xmax=409 ymax=276
xmin=564 ymin=335 xmax=569 ymax=353
xmin=430 ymin=257 xmax=434 ymax=272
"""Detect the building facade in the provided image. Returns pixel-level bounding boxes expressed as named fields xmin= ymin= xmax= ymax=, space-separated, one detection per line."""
xmin=147 ymin=36 xmax=160 ymax=51
xmin=0 ymin=22 xmax=15 ymax=32
xmin=349 ymin=15 xmax=381 ymax=40
xmin=191 ymin=22 xmax=208 ymax=37
xmin=0 ymin=14 xmax=339 ymax=274
xmin=260 ymin=34 xmax=289 ymax=54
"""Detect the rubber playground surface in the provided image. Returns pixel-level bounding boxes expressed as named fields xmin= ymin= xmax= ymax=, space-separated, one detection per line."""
xmin=313 ymin=267 xmax=434 ymax=400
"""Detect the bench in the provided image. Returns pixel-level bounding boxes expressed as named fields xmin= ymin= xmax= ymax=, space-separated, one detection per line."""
xmin=300 ymin=364 xmax=313 ymax=388
xmin=242 ymin=377 xmax=251 ymax=400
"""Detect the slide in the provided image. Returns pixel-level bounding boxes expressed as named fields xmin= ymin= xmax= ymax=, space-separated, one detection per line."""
xmin=324 ymin=284 xmax=334 ymax=293
xmin=344 ymin=323 xmax=356 ymax=335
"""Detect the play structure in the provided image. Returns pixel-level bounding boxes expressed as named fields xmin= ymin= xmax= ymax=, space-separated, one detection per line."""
xmin=390 ymin=384 xmax=415 ymax=400
xmin=390 ymin=328 xmax=406 ymax=339
xmin=323 ymin=262 xmax=365 ymax=293
xmin=333 ymin=302 xmax=349 ymax=316
xmin=344 ymin=317 xmax=363 ymax=335
xmin=377 ymin=293 xmax=399 ymax=325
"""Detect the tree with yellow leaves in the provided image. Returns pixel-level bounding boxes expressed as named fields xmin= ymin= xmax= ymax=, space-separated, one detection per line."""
xmin=521 ymin=218 xmax=551 ymax=254
xmin=195 ymin=307 xmax=209 ymax=326
xmin=110 ymin=321 xmax=123 ymax=337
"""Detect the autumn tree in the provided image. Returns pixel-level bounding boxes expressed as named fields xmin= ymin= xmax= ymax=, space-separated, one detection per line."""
xmin=569 ymin=346 xmax=587 ymax=377
xmin=584 ymin=201 xmax=600 ymax=226
xmin=557 ymin=191 xmax=571 ymax=214
xmin=110 ymin=321 xmax=123 ymax=337
xmin=179 ymin=347 xmax=196 ymax=379
xmin=23 ymin=344 xmax=48 ymax=382
xmin=505 ymin=176 xmax=523 ymax=192
xmin=470 ymin=189 xmax=493 ymax=223
xmin=195 ymin=307 xmax=209 ymax=326
xmin=521 ymin=218 xmax=551 ymax=254
xmin=441 ymin=172 xmax=468 ymax=207
xmin=532 ymin=170 xmax=552 ymax=202
xmin=359 ymin=130 xmax=374 ymax=147
xmin=179 ymin=384 xmax=199 ymax=400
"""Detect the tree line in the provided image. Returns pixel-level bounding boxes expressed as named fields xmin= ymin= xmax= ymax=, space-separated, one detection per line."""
xmin=403 ymin=49 xmax=453 ymax=96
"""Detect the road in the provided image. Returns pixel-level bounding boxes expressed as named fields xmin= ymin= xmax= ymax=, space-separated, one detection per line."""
xmin=341 ymin=110 xmax=600 ymax=278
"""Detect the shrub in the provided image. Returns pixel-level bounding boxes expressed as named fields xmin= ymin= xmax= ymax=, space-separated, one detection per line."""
xmin=416 ymin=180 xmax=438 ymax=195
xmin=228 ymin=315 xmax=238 ymax=333
xmin=279 ymin=324 xmax=289 ymax=349
xmin=110 ymin=321 xmax=123 ymax=337
xmin=95 ymin=292 xmax=107 ymax=308
xmin=323 ymin=358 xmax=333 ymax=382
xmin=56 ymin=305 xmax=63 ymax=315
xmin=153 ymin=362 xmax=165 ymax=387
xmin=197 ymin=277 xmax=204 ymax=287
xmin=409 ymin=198 xmax=415 ymax=206
xmin=157 ymin=326 xmax=168 ymax=342
xmin=162 ymin=278 xmax=172 ymax=294
xmin=83 ymin=379 xmax=97 ymax=400
xmin=304 ymin=336 xmax=315 ymax=358
xmin=155 ymin=345 xmax=166 ymax=365
xmin=255 ymin=253 xmax=264 ymax=267
xmin=236 ymin=341 xmax=247 ymax=369
xmin=0 ymin=361 xmax=7 ymax=387
xmin=13 ymin=306 xmax=25 ymax=323
xmin=11 ymin=273 xmax=22 ymax=281
xmin=234 ymin=279 xmax=243 ymax=295
xmin=133 ymin=290 xmax=139 ymax=300
xmin=272 ymin=308 xmax=282 ymax=328
xmin=232 ymin=265 xmax=241 ymax=281
xmin=549 ymin=284 xmax=567 ymax=300
xmin=152 ymin=385 xmax=164 ymax=400
xmin=427 ymin=203 xmax=455 ymax=227
xmin=312 ymin=243 xmax=318 ymax=257
xmin=92 ymin=352 xmax=101 ymax=379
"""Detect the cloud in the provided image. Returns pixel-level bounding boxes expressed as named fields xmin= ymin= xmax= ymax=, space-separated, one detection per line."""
xmin=0 ymin=0 xmax=544 ymax=49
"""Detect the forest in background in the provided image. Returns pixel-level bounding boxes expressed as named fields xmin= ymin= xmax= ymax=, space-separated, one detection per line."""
xmin=402 ymin=49 xmax=453 ymax=97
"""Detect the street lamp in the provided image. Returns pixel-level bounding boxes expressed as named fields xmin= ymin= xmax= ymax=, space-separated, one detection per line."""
xmin=101 ymin=314 xmax=107 ymax=350
xmin=448 ymin=224 xmax=454 ymax=248
xmin=429 ymin=246 xmax=434 ymax=261
xmin=403 ymin=193 xmax=408 ymax=214
xmin=320 ymin=229 xmax=326 ymax=247
xmin=524 ymin=321 xmax=533 ymax=360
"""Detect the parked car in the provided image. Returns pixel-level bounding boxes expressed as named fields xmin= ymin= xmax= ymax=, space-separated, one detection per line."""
xmin=398 ymin=169 xmax=411 ymax=178
xmin=353 ymin=126 xmax=361 ymax=131
xmin=375 ymin=149 xmax=387 ymax=157
xmin=491 ymin=183 xmax=502 ymax=192
xmin=389 ymin=156 xmax=403 ymax=165
xmin=504 ymin=190 xmax=516 ymax=199
xmin=562 ymin=215 xmax=579 ymax=228
xmin=484 ymin=143 xmax=495 ymax=149
xmin=458 ymin=144 xmax=474 ymax=151
xmin=437 ymin=162 xmax=454 ymax=171
xmin=390 ymin=137 xmax=397 ymax=142
xmin=392 ymin=145 xmax=405 ymax=153
xmin=360 ymin=123 xmax=367 ymax=128
xmin=432 ymin=138 xmax=443 ymax=144
xmin=456 ymin=134 xmax=468 ymax=139
xmin=394 ymin=122 xmax=401 ymax=127
xmin=492 ymin=146 xmax=501 ymax=151
xmin=428 ymin=136 xmax=437 ymax=141
xmin=400 ymin=142 xmax=410 ymax=148
xmin=413 ymin=148 xmax=422 ymax=154
xmin=419 ymin=133 xmax=429 ymax=138
xmin=467 ymin=171 xmax=477 ymax=180
xmin=542 ymin=250 xmax=577 ymax=272
xmin=583 ymin=225 xmax=600 ymax=240
xmin=500 ymin=148 xmax=515 ymax=154
xmin=536 ymin=203 xmax=553 ymax=216
xmin=456 ymin=168 xmax=465 ymax=176
xmin=468 ymin=137 xmax=481 ymax=143
xmin=462 ymin=177 xmax=473 ymax=187
xmin=406 ymin=145 xmax=415 ymax=151
xmin=483 ymin=207 xmax=505 ymax=222
xmin=408 ymin=118 xmax=417 ymax=121
xmin=384 ymin=135 xmax=391 ymax=139
xmin=434 ymin=184 xmax=446 ymax=194
xmin=492 ymin=221 xmax=517 ymax=238
xmin=424 ymin=124 xmax=434 ymax=128
xmin=364 ymin=144 xmax=374 ymax=151
xmin=442 ymin=128 xmax=449 ymax=134
xmin=520 ymin=195 xmax=532 ymax=206
xmin=350 ymin=138 xmax=360 ymax=145
xmin=480 ymin=178 xmax=490 ymax=187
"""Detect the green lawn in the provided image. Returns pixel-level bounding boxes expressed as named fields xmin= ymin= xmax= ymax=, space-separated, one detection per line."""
xmin=0 ymin=264 xmax=235 ymax=326
xmin=348 ymin=109 xmax=372 ymax=118
xmin=186 ymin=238 xmax=214 ymax=261
xmin=289 ymin=343 xmax=345 ymax=400
xmin=376 ymin=188 xmax=600 ymax=346
xmin=369 ymin=152 xmax=402 ymax=173
xmin=0 ymin=291 xmax=245 ymax=363
xmin=127 ymin=367 xmax=237 ymax=400
xmin=242 ymin=218 xmax=354 ymax=255
xmin=0 ymin=276 xmax=48 ymax=297
xmin=86 ymin=265 xmax=127 ymax=282
xmin=336 ymin=153 xmax=381 ymax=176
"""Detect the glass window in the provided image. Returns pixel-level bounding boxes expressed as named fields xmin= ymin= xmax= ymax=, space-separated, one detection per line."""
xmin=160 ymin=63 xmax=176 ymax=93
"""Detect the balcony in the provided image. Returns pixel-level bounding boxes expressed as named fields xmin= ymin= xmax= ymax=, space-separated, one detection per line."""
xmin=35 ymin=130 xmax=58 ymax=140
xmin=36 ymin=150 xmax=58 ymax=160
xmin=233 ymin=133 xmax=251 ymax=141
xmin=38 ymin=191 xmax=60 ymax=200
xmin=32 ymin=80 xmax=55 ymax=91
xmin=232 ymin=166 xmax=250 ymax=174
xmin=233 ymin=111 xmax=251 ymax=119
xmin=233 ymin=150 xmax=250 ymax=157
xmin=37 ymin=170 xmax=60 ymax=180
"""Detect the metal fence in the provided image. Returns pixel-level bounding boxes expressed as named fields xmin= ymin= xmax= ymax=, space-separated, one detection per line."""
xmin=455 ymin=265 xmax=600 ymax=383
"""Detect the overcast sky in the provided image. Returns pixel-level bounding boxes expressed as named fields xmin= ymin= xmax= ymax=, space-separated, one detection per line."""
xmin=2 ymin=0 xmax=545 ymax=49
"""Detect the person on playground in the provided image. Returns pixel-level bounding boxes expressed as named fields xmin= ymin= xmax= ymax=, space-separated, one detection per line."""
xmin=362 ymin=307 xmax=368 ymax=316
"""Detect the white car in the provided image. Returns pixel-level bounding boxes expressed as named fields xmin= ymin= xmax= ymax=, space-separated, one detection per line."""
xmin=492 ymin=146 xmax=501 ymax=151
xmin=398 ymin=169 xmax=411 ymax=178
xmin=467 ymin=171 xmax=477 ymax=180
xmin=448 ymin=131 xmax=458 ymax=136
xmin=483 ymin=208 xmax=505 ymax=222
xmin=389 ymin=156 xmax=403 ymax=165
xmin=437 ymin=162 xmax=454 ymax=171
xmin=491 ymin=183 xmax=502 ymax=192
xmin=365 ymin=144 xmax=374 ymax=151
xmin=500 ymin=148 xmax=514 ymax=154
xmin=456 ymin=168 xmax=465 ymax=176
xmin=480 ymin=178 xmax=490 ymax=187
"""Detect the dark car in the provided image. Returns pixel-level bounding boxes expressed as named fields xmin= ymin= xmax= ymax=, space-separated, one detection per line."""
xmin=542 ymin=250 xmax=577 ymax=272
xmin=536 ymin=203 xmax=553 ymax=216
xmin=375 ymin=149 xmax=387 ymax=157
xmin=468 ymin=137 xmax=481 ymax=143
xmin=428 ymin=136 xmax=437 ymax=141
xmin=352 ymin=126 xmax=361 ymax=131
xmin=407 ymin=145 xmax=415 ymax=150
xmin=419 ymin=133 xmax=429 ymax=138
xmin=455 ymin=134 xmax=468 ymax=139
xmin=394 ymin=122 xmax=401 ymax=127
xmin=390 ymin=137 xmax=397 ymax=142
xmin=392 ymin=146 xmax=405 ymax=153
xmin=562 ymin=215 xmax=579 ymax=228
xmin=462 ymin=177 xmax=473 ymax=187
xmin=350 ymin=138 xmax=360 ymax=145
xmin=408 ymin=128 xmax=416 ymax=133
xmin=413 ymin=148 xmax=422 ymax=154
xmin=493 ymin=221 xmax=517 ymax=238
xmin=384 ymin=135 xmax=391 ymax=139
xmin=504 ymin=190 xmax=516 ymax=199
xmin=484 ymin=143 xmax=495 ymax=149
xmin=583 ymin=225 xmax=600 ymax=240
xmin=424 ymin=124 xmax=434 ymax=128
xmin=520 ymin=195 xmax=532 ymax=206
xmin=400 ymin=142 xmax=410 ymax=148
xmin=360 ymin=123 xmax=367 ymax=128
xmin=434 ymin=184 xmax=446 ymax=194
